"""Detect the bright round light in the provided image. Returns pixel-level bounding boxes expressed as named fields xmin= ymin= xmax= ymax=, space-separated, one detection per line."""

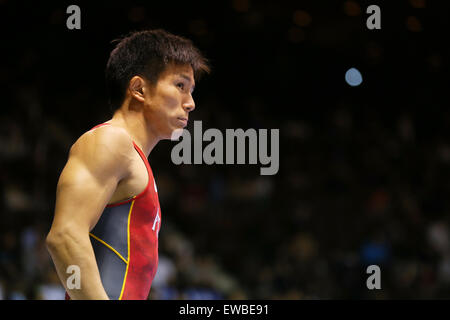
xmin=345 ymin=67 xmax=363 ymax=86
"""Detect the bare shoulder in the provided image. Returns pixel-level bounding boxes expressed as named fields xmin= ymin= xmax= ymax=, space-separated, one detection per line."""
xmin=68 ymin=125 xmax=135 ymax=177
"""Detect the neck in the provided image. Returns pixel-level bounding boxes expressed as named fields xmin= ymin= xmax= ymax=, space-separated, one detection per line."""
xmin=110 ymin=103 xmax=160 ymax=157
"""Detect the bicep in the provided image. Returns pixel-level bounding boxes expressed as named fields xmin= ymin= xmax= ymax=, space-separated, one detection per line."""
xmin=52 ymin=156 xmax=120 ymax=232
xmin=50 ymin=126 xmax=133 ymax=233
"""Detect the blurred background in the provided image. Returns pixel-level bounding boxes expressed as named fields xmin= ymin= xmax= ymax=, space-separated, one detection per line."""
xmin=0 ymin=0 xmax=449 ymax=299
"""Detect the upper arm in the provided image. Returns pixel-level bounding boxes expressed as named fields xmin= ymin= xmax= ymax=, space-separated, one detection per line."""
xmin=51 ymin=127 xmax=134 ymax=233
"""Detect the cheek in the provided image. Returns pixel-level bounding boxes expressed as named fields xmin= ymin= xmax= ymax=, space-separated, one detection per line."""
xmin=160 ymin=91 xmax=181 ymax=115
xmin=147 ymin=85 xmax=182 ymax=125
xmin=166 ymin=92 xmax=181 ymax=109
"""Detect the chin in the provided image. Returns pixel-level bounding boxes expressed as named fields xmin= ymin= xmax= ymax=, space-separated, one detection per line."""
xmin=163 ymin=123 xmax=183 ymax=140
xmin=164 ymin=121 xmax=185 ymax=139
xmin=169 ymin=128 xmax=185 ymax=141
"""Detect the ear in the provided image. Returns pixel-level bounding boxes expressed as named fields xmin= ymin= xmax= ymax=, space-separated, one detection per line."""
xmin=128 ymin=76 xmax=146 ymax=102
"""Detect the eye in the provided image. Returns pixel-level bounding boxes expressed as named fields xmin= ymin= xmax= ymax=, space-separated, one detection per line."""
xmin=176 ymin=82 xmax=185 ymax=90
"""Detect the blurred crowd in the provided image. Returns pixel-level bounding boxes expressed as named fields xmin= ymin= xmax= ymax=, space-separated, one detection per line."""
xmin=1 ymin=0 xmax=450 ymax=299
xmin=1 ymin=84 xmax=450 ymax=300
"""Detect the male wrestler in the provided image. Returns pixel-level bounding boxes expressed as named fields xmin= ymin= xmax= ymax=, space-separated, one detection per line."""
xmin=46 ymin=29 xmax=209 ymax=300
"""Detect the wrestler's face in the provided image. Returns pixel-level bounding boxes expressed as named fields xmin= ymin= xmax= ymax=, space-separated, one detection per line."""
xmin=143 ymin=63 xmax=196 ymax=140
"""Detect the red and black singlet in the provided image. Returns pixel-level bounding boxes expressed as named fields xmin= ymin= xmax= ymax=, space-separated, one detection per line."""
xmin=66 ymin=122 xmax=162 ymax=300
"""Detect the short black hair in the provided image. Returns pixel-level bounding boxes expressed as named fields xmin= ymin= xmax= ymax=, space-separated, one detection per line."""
xmin=105 ymin=29 xmax=210 ymax=111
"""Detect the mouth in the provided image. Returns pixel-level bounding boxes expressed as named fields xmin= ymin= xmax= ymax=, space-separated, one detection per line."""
xmin=177 ymin=117 xmax=188 ymax=127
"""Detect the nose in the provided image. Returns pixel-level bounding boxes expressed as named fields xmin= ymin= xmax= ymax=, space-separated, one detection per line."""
xmin=183 ymin=94 xmax=195 ymax=112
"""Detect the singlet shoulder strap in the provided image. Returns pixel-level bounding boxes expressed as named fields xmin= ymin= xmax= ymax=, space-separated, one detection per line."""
xmin=88 ymin=121 xmax=152 ymax=184
xmin=88 ymin=122 xmax=111 ymax=131
xmin=88 ymin=124 xmax=153 ymax=208
xmin=105 ymin=142 xmax=153 ymax=208
xmin=132 ymin=141 xmax=152 ymax=186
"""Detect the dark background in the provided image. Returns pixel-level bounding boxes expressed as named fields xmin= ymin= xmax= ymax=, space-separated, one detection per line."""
xmin=0 ymin=0 xmax=449 ymax=299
